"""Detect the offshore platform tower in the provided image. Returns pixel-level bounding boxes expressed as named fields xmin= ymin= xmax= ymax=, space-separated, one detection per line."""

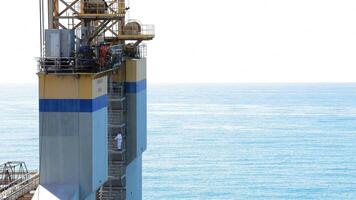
xmin=34 ymin=0 xmax=154 ymax=199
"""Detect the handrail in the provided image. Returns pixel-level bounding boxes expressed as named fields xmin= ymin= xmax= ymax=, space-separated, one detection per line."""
xmin=119 ymin=22 xmax=155 ymax=36
xmin=81 ymin=0 xmax=125 ymax=15
xmin=37 ymin=32 xmax=148 ymax=73
xmin=0 ymin=173 xmax=39 ymax=200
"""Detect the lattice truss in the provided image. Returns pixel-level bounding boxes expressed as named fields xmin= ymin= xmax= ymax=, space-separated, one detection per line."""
xmin=50 ymin=0 xmax=126 ymax=41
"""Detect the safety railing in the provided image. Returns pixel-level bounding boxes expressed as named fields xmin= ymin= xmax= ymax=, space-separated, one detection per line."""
xmin=109 ymin=82 xmax=124 ymax=96
xmin=0 ymin=162 xmax=31 ymax=192
xmin=81 ymin=0 xmax=125 ymax=15
xmin=108 ymin=84 xmax=126 ymax=104
xmin=125 ymin=44 xmax=147 ymax=59
xmin=0 ymin=175 xmax=29 ymax=192
xmin=108 ymin=110 xmax=125 ymax=127
xmin=37 ymin=55 xmax=124 ymax=73
xmin=108 ymin=164 xmax=125 ymax=179
xmin=140 ymin=24 xmax=155 ymax=36
xmin=137 ymin=44 xmax=147 ymax=58
xmin=37 ymin=57 xmax=76 ymax=72
xmin=0 ymin=173 xmax=39 ymax=200
xmin=37 ymin=57 xmax=101 ymax=73
xmin=97 ymin=186 xmax=125 ymax=200
xmin=120 ymin=22 xmax=155 ymax=36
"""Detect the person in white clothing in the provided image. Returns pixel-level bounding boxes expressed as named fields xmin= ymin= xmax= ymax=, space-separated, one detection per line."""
xmin=115 ymin=133 xmax=123 ymax=150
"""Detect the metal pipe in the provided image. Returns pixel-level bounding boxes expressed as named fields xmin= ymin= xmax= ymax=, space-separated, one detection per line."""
xmin=48 ymin=0 xmax=54 ymax=28
xmin=39 ymin=0 xmax=43 ymax=57
xmin=42 ymin=0 xmax=45 ymax=56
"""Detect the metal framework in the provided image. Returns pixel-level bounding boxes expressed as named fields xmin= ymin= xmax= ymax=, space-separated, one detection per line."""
xmin=38 ymin=0 xmax=154 ymax=73
xmin=0 ymin=162 xmax=29 ymax=190
xmin=40 ymin=0 xmax=154 ymax=45
xmin=0 ymin=161 xmax=39 ymax=200
xmin=49 ymin=0 xmax=125 ymax=35
xmin=0 ymin=161 xmax=40 ymax=200
xmin=0 ymin=174 xmax=39 ymax=200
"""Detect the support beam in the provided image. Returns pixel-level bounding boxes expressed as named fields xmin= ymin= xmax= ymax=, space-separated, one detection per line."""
xmin=72 ymin=21 xmax=82 ymax=30
xmin=58 ymin=0 xmax=80 ymax=16
xmin=48 ymin=0 xmax=54 ymax=28
xmin=56 ymin=21 xmax=68 ymax=29
xmin=107 ymin=2 xmax=116 ymax=14
xmin=134 ymin=40 xmax=143 ymax=46
xmin=107 ymin=28 xmax=119 ymax=37
xmin=88 ymin=20 xmax=110 ymax=42
xmin=104 ymin=20 xmax=119 ymax=37
xmin=54 ymin=0 xmax=59 ymax=16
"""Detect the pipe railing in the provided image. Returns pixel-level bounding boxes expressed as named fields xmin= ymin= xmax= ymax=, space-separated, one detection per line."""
xmin=0 ymin=173 xmax=39 ymax=200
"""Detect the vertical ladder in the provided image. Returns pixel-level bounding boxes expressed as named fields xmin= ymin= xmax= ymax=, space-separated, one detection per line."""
xmin=98 ymin=78 xmax=127 ymax=200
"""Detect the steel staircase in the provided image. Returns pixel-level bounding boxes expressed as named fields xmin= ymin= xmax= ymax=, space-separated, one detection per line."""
xmin=97 ymin=80 xmax=127 ymax=200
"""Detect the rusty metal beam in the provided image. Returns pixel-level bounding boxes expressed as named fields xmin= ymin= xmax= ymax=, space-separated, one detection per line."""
xmin=104 ymin=20 xmax=119 ymax=37
xmin=72 ymin=21 xmax=82 ymax=30
xmin=88 ymin=20 xmax=110 ymax=42
xmin=107 ymin=28 xmax=119 ymax=37
xmin=134 ymin=40 xmax=143 ymax=46
xmin=59 ymin=0 xmax=80 ymax=16
xmin=55 ymin=14 xmax=123 ymax=19
xmin=56 ymin=21 xmax=68 ymax=29
xmin=48 ymin=0 xmax=54 ymax=28
xmin=54 ymin=0 xmax=59 ymax=16
xmin=107 ymin=2 xmax=116 ymax=14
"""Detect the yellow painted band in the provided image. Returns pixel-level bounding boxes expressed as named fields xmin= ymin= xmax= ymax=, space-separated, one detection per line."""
xmin=39 ymin=74 xmax=94 ymax=99
xmin=125 ymin=58 xmax=147 ymax=82
xmin=112 ymin=67 xmax=126 ymax=82
xmin=92 ymin=76 xmax=108 ymax=99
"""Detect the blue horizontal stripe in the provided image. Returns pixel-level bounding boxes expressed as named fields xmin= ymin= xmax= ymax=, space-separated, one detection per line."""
xmin=40 ymin=95 xmax=107 ymax=112
xmin=125 ymin=79 xmax=147 ymax=93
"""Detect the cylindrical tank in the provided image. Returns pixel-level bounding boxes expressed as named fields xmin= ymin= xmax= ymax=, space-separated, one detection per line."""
xmin=124 ymin=22 xmax=141 ymax=35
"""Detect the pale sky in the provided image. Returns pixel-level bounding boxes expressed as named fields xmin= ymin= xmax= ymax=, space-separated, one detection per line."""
xmin=1 ymin=0 xmax=356 ymax=84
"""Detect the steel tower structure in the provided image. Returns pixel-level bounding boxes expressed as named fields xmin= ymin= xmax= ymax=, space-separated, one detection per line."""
xmin=34 ymin=0 xmax=154 ymax=199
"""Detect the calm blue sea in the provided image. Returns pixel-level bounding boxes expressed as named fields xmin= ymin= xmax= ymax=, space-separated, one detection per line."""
xmin=1 ymin=83 xmax=356 ymax=199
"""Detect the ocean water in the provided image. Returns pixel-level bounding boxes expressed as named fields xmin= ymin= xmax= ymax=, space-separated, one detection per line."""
xmin=1 ymin=83 xmax=356 ymax=199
